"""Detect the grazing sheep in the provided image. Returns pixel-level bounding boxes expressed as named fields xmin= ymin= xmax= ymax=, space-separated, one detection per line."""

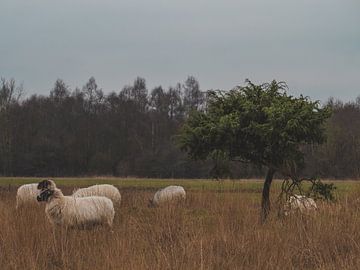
xmin=72 ymin=184 xmax=121 ymax=206
xmin=149 ymin=185 xmax=186 ymax=207
xmin=284 ymin=194 xmax=317 ymax=215
xmin=16 ymin=183 xmax=40 ymax=209
xmin=37 ymin=181 xmax=115 ymax=229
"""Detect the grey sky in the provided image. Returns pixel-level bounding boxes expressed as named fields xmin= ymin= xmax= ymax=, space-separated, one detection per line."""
xmin=1 ymin=0 xmax=359 ymax=102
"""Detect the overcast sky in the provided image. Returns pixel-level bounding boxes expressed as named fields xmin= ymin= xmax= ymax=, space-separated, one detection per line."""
xmin=1 ymin=0 xmax=359 ymax=102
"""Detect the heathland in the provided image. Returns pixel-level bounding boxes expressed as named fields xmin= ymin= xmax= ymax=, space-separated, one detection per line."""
xmin=1 ymin=178 xmax=360 ymax=269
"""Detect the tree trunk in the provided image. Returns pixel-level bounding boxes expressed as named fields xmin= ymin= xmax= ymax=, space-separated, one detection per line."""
xmin=260 ymin=167 xmax=276 ymax=223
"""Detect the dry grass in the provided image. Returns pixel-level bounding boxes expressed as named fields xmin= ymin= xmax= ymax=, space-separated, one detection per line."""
xmin=1 ymin=185 xmax=360 ymax=269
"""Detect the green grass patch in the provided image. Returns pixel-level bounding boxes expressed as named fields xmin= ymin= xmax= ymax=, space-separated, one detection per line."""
xmin=0 ymin=177 xmax=265 ymax=191
xmin=0 ymin=177 xmax=358 ymax=194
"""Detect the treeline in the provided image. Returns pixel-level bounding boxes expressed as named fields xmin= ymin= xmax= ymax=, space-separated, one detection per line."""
xmin=0 ymin=76 xmax=359 ymax=179
xmin=0 ymin=76 xmax=218 ymax=177
xmin=303 ymin=98 xmax=360 ymax=179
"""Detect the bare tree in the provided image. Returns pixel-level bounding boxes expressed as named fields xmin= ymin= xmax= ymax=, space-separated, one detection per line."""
xmin=0 ymin=78 xmax=24 ymax=175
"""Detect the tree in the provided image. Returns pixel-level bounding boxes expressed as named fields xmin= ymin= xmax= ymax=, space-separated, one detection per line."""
xmin=150 ymin=86 xmax=169 ymax=115
xmin=82 ymin=77 xmax=104 ymax=114
xmin=119 ymin=77 xmax=148 ymax=112
xmin=178 ymin=80 xmax=331 ymax=222
xmin=50 ymin=79 xmax=70 ymax=102
xmin=132 ymin=77 xmax=148 ymax=111
xmin=0 ymin=78 xmax=23 ymax=175
xmin=168 ymin=83 xmax=184 ymax=120
xmin=183 ymin=76 xmax=204 ymax=114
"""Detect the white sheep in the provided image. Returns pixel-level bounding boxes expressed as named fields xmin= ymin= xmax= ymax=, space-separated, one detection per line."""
xmin=149 ymin=185 xmax=186 ymax=207
xmin=72 ymin=184 xmax=121 ymax=206
xmin=37 ymin=180 xmax=115 ymax=229
xmin=16 ymin=183 xmax=40 ymax=209
xmin=285 ymin=194 xmax=317 ymax=215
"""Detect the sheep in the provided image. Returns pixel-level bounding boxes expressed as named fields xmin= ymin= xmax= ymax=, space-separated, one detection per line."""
xmin=16 ymin=183 xmax=41 ymax=209
xmin=37 ymin=179 xmax=56 ymax=191
xmin=284 ymin=194 xmax=317 ymax=216
xmin=72 ymin=184 xmax=121 ymax=206
xmin=149 ymin=185 xmax=186 ymax=207
xmin=37 ymin=180 xmax=115 ymax=229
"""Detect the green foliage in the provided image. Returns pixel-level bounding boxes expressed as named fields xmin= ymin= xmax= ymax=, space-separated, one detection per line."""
xmin=178 ymin=80 xmax=332 ymax=173
xmin=309 ymin=180 xmax=337 ymax=202
xmin=209 ymin=150 xmax=231 ymax=179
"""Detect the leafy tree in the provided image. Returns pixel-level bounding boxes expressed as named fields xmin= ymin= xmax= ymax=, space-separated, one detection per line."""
xmin=178 ymin=80 xmax=331 ymax=222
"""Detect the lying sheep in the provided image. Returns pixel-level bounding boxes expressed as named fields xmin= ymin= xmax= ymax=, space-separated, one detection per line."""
xmin=284 ymin=194 xmax=317 ymax=215
xmin=37 ymin=180 xmax=115 ymax=229
xmin=72 ymin=184 xmax=121 ymax=206
xmin=16 ymin=183 xmax=40 ymax=209
xmin=149 ymin=185 xmax=186 ymax=207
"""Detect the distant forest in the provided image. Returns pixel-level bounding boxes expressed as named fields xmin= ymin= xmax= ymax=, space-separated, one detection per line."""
xmin=0 ymin=76 xmax=359 ymax=179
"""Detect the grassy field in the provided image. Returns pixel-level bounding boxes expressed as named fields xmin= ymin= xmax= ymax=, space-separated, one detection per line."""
xmin=1 ymin=178 xmax=360 ymax=269
xmin=0 ymin=177 xmax=266 ymax=190
xmin=0 ymin=177 xmax=356 ymax=192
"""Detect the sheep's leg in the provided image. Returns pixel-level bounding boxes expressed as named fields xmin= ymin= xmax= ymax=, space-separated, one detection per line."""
xmin=15 ymin=198 xmax=21 ymax=210
xmin=105 ymin=218 xmax=114 ymax=233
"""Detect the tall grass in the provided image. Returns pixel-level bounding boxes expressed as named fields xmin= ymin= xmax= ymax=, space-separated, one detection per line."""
xmin=1 ymin=185 xmax=360 ymax=269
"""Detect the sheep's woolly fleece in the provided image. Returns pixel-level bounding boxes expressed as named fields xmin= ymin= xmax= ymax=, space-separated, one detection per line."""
xmin=151 ymin=185 xmax=186 ymax=206
xmin=16 ymin=183 xmax=40 ymax=209
xmin=285 ymin=194 xmax=317 ymax=215
xmin=72 ymin=184 xmax=121 ymax=206
xmin=39 ymin=181 xmax=115 ymax=229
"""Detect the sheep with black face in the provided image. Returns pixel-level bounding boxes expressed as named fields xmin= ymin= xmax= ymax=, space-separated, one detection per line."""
xmin=37 ymin=179 xmax=56 ymax=191
xmin=37 ymin=180 xmax=115 ymax=229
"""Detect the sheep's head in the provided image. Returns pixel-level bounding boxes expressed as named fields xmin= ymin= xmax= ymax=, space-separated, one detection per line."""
xmin=38 ymin=179 xmax=56 ymax=191
xmin=37 ymin=189 xmax=54 ymax=202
